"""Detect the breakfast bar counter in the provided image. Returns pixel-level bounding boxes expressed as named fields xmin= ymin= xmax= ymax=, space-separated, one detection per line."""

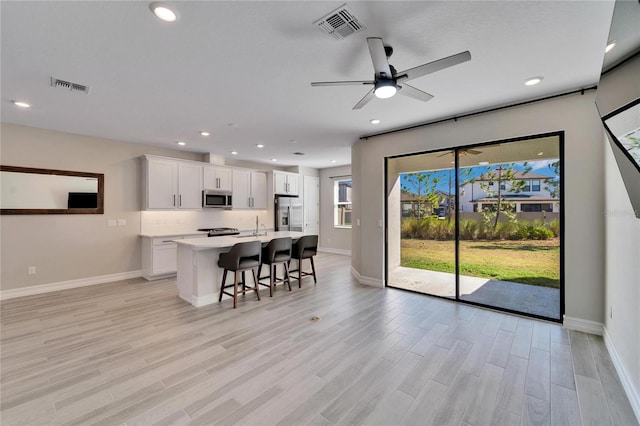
xmin=175 ymin=231 xmax=306 ymax=307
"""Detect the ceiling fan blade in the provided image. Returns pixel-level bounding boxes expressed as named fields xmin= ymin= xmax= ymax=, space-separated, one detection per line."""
xmin=467 ymin=149 xmax=483 ymax=155
xmin=353 ymin=88 xmax=376 ymax=110
xmin=367 ymin=37 xmax=393 ymax=79
xmin=397 ymin=83 xmax=434 ymax=102
xmin=311 ymin=80 xmax=374 ymax=87
xmin=395 ymin=51 xmax=471 ymax=82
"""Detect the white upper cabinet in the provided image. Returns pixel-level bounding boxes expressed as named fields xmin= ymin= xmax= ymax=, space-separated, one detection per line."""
xmin=203 ymin=165 xmax=232 ymax=191
xmin=273 ymin=171 xmax=299 ymax=196
xmin=143 ymin=156 xmax=202 ymax=210
xmin=232 ymin=169 xmax=267 ymax=209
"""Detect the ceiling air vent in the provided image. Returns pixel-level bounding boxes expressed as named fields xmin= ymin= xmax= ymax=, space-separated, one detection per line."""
xmin=313 ymin=4 xmax=366 ymax=40
xmin=51 ymin=77 xmax=90 ymax=94
xmin=293 ymin=152 xmax=305 ymax=156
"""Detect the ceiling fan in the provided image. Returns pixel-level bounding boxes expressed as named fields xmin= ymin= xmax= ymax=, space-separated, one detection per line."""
xmin=437 ymin=148 xmax=483 ymax=157
xmin=311 ymin=37 xmax=471 ymax=110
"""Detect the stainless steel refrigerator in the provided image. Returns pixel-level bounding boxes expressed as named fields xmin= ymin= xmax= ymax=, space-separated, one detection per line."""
xmin=275 ymin=195 xmax=303 ymax=232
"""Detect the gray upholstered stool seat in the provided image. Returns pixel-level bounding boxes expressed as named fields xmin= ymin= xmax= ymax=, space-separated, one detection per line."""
xmin=289 ymin=235 xmax=318 ymax=287
xmin=259 ymin=237 xmax=292 ymax=297
xmin=218 ymin=240 xmax=261 ymax=308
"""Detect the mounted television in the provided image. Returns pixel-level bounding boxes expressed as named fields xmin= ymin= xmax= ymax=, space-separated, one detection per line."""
xmin=67 ymin=192 xmax=98 ymax=209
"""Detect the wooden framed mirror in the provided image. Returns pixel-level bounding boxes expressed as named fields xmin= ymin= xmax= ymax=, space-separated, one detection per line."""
xmin=0 ymin=165 xmax=104 ymax=215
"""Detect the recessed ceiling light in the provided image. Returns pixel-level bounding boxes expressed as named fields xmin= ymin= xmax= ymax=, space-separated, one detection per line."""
xmin=12 ymin=100 xmax=31 ymax=108
xmin=605 ymin=41 xmax=616 ymax=53
xmin=330 ymin=160 xmax=337 ymax=163
xmin=230 ymin=151 xmax=238 ymax=155
xmin=537 ymin=151 xmax=544 ymax=156
xmin=256 ymin=144 xmax=264 ymax=148
xmin=525 ymin=76 xmax=543 ymax=86
xmin=200 ymin=131 xmax=210 ymax=136
xmin=370 ymin=119 xmax=381 ymax=124
xmin=149 ymin=2 xmax=177 ymax=22
xmin=271 ymin=158 xmax=278 ymax=162
xmin=479 ymin=161 xmax=489 ymax=166
xmin=177 ymin=141 xmax=186 ymax=146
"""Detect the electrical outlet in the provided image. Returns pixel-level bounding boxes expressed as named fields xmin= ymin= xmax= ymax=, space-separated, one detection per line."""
xmin=28 ymin=266 xmax=36 ymax=275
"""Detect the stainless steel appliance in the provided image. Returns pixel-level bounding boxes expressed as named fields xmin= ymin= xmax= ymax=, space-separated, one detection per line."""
xmin=197 ymin=227 xmax=240 ymax=237
xmin=202 ymin=189 xmax=232 ymax=208
xmin=275 ymin=195 xmax=303 ymax=232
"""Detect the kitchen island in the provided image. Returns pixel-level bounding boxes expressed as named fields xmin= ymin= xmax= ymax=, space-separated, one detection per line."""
xmin=175 ymin=231 xmax=306 ymax=307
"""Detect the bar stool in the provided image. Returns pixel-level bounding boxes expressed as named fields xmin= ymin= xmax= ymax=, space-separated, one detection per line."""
xmin=289 ymin=235 xmax=318 ymax=287
xmin=218 ymin=240 xmax=261 ymax=308
xmin=258 ymin=237 xmax=292 ymax=297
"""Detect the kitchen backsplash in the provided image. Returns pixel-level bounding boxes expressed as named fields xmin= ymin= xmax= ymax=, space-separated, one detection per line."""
xmin=140 ymin=209 xmax=272 ymax=235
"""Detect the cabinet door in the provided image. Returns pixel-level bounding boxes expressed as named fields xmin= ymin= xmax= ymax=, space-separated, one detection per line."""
xmin=152 ymin=244 xmax=177 ymax=275
xmin=287 ymin=174 xmax=299 ymax=196
xmin=216 ymin=167 xmax=233 ymax=191
xmin=203 ymin=166 xmax=232 ymax=191
xmin=251 ymin=172 xmax=267 ymax=209
xmin=147 ymin=158 xmax=177 ymax=209
xmin=232 ymin=169 xmax=251 ymax=209
xmin=274 ymin=172 xmax=288 ymax=195
xmin=177 ymin=163 xmax=202 ymax=209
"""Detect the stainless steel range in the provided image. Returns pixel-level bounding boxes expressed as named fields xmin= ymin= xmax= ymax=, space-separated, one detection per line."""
xmin=197 ymin=227 xmax=240 ymax=237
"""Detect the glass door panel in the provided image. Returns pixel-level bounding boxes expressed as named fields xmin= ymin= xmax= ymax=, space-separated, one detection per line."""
xmin=387 ymin=151 xmax=456 ymax=298
xmin=457 ymin=137 xmax=561 ymax=320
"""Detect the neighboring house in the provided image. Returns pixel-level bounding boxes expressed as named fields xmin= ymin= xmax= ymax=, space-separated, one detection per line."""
xmin=401 ymin=190 xmax=451 ymax=218
xmin=459 ymin=170 xmax=560 ymax=213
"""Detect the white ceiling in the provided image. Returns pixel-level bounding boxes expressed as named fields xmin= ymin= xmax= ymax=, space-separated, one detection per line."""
xmin=1 ymin=1 xmax=615 ymax=169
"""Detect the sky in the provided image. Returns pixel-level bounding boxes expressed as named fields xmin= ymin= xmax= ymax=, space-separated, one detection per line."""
xmin=401 ymin=159 xmax=559 ymax=194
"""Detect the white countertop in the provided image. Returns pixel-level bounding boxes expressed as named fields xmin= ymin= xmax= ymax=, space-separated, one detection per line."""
xmin=176 ymin=231 xmax=307 ymax=250
xmin=139 ymin=231 xmax=209 ymax=238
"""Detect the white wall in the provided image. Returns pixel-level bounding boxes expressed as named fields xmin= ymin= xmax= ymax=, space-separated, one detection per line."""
xmin=319 ymin=165 xmax=352 ymax=254
xmin=0 ymin=123 xmax=203 ymax=291
xmin=351 ymin=92 xmax=605 ymax=324
xmin=598 ymin=55 xmax=640 ymax=417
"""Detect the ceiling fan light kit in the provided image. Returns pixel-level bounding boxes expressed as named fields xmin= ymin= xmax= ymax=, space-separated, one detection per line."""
xmin=311 ymin=37 xmax=471 ymax=109
xmin=374 ymin=80 xmax=397 ymax=99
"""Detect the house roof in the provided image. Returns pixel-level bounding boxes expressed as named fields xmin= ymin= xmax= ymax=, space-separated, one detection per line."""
xmin=473 ymin=170 xmax=553 ymax=182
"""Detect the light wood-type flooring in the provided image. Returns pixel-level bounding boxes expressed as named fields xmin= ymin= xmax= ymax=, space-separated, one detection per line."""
xmin=1 ymin=253 xmax=637 ymax=425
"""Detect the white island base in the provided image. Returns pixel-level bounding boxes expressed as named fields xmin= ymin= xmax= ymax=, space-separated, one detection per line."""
xmin=175 ymin=231 xmax=306 ymax=307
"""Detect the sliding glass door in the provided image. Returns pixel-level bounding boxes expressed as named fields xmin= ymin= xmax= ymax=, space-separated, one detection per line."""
xmin=387 ymin=150 xmax=456 ymax=299
xmin=386 ymin=133 xmax=563 ymax=321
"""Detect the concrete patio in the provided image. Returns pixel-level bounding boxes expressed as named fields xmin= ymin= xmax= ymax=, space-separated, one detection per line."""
xmin=388 ymin=266 xmax=560 ymax=320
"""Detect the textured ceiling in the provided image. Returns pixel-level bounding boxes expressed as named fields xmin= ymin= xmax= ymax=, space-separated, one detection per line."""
xmin=1 ymin=1 xmax=615 ymax=169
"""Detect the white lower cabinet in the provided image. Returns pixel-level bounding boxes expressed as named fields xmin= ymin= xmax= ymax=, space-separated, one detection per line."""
xmin=142 ymin=234 xmax=206 ymax=280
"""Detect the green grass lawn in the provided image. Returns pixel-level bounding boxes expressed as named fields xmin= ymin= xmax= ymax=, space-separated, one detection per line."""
xmin=401 ymin=238 xmax=560 ymax=288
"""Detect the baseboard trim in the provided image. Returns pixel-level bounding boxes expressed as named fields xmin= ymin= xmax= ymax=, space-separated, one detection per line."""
xmin=563 ymin=315 xmax=604 ymax=335
xmin=318 ymin=247 xmax=352 ymax=256
xmin=350 ymin=267 xmax=384 ymax=288
xmin=603 ymin=327 xmax=640 ymax=423
xmin=0 ymin=270 xmax=142 ymax=300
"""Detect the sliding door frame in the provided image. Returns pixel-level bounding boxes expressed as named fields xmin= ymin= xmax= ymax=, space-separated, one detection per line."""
xmin=384 ymin=131 xmax=565 ymax=323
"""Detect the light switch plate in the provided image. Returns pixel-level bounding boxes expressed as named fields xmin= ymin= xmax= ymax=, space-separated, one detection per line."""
xmin=117 ymin=219 xmax=127 ymax=226
xmin=107 ymin=219 xmax=117 ymax=227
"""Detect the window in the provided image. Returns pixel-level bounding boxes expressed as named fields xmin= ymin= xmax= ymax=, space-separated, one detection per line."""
xmin=532 ymin=179 xmax=541 ymax=192
xmin=522 ymin=180 xmax=531 ymax=192
xmin=500 ymin=182 xmax=506 ymax=190
xmin=334 ymin=178 xmax=352 ymax=227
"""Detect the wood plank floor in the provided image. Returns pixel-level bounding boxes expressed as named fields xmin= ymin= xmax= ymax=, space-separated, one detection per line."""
xmin=1 ymin=253 xmax=637 ymax=426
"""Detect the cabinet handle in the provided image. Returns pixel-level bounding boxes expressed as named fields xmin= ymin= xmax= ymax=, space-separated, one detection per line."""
xmin=173 ymin=194 xmax=176 ymax=207
xmin=179 ymin=194 xmax=182 ymax=207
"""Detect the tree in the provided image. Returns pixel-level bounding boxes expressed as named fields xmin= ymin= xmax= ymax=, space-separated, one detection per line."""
xmin=401 ymin=172 xmax=443 ymax=219
xmin=477 ymin=162 xmax=532 ymax=228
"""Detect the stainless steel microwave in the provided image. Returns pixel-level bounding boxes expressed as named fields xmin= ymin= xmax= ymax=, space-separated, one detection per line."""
xmin=202 ymin=189 xmax=232 ymax=208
